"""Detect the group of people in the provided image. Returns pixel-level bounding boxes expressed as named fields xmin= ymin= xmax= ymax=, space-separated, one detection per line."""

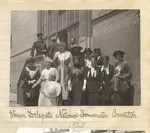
xmin=21 ymin=33 xmax=133 ymax=106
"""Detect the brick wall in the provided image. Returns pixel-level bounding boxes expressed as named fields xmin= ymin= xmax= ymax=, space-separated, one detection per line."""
xmin=91 ymin=10 xmax=140 ymax=105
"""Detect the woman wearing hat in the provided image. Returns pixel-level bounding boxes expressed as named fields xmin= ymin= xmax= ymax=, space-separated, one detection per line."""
xmin=53 ymin=41 xmax=73 ymax=105
xmin=21 ymin=57 xmax=40 ymax=106
xmin=68 ymin=57 xmax=86 ymax=106
xmin=100 ymin=55 xmax=114 ymax=105
xmin=83 ymin=48 xmax=93 ymax=68
xmin=93 ymin=48 xmax=102 ymax=67
xmin=70 ymin=44 xmax=85 ymax=67
xmin=84 ymin=56 xmax=103 ymax=105
xmin=32 ymin=57 xmax=60 ymax=106
xmin=112 ymin=50 xmax=132 ymax=105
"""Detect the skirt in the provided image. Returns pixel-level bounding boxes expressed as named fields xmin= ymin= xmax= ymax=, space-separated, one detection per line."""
xmin=38 ymin=92 xmax=57 ymax=106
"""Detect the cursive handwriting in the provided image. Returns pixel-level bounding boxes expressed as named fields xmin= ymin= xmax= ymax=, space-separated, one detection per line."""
xmin=27 ymin=109 xmax=53 ymax=123
xmin=112 ymin=108 xmax=137 ymax=118
xmin=9 ymin=108 xmax=138 ymax=124
xmin=9 ymin=110 xmax=27 ymax=119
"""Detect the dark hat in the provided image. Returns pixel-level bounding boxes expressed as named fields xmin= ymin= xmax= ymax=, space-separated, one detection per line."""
xmin=70 ymin=44 xmax=83 ymax=51
xmin=93 ymin=48 xmax=101 ymax=53
xmin=113 ymin=50 xmax=125 ymax=57
xmin=37 ymin=33 xmax=43 ymax=37
xmin=83 ymin=48 xmax=93 ymax=54
xmin=26 ymin=57 xmax=35 ymax=63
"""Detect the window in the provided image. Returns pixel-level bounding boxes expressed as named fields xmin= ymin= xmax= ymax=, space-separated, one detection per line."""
xmin=58 ymin=10 xmax=67 ymax=29
xmin=69 ymin=10 xmax=79 ymax=23
xmin=68 ymin=24 xmax=79 ymax=48
xmin=41 ymin=11 xmax=49 ymax=36
xmin=48 ymin=11 xmax=57 ymax=33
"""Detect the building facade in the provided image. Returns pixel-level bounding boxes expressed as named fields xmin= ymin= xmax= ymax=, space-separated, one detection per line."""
xmin=10 ymin=10 xmax=140 ymax=105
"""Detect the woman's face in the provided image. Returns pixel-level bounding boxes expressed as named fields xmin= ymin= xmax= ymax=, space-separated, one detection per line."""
xmin=102 ymin=59 xmax=109 ymax=66
xmin=28 ymin=61 xmax=34 ymax=67
xmin=59 ymin=45 xmax=65 ymax=52
xmin=45 ymin=62 xmax=52 ymax=69
xmin=94 ymin=52 xmax=100 ymax=58
xmin=115 ymin=54 xmax=123 ymax=61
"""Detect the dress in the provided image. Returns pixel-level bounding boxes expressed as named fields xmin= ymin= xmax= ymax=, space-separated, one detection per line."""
xmin=68 ymin=66 xmax=85 ymax=106
xmin=100 ymin=64 xmax=114 ymax=105
xmin=53 ymin=51 xmax=73 ymax=104
xmin=86 ymin=67 xmax=103 ymax=105
xmin=38 ymin=67 xmax=59 ymax=106
xmin=21 ymin=65 xmax=40 ymax=106
xmin=112 ymin=60 xmax=132 ymax=105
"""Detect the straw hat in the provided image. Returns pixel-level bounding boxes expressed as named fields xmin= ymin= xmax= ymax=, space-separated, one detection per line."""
xmin=44 ymin=57 xmax=53 ymax=63
xmin=42 ymin=81 xmax=61 ymax=98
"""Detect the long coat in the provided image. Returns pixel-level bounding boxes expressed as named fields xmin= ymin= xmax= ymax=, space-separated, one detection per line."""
xmin=68 ymin=66 xmax=85 ymax=106
xmin=100 ymin=64 xmax=114 ymax=105
xmin=112 ymin=60 xmax=132 ymax=105
xmin=21 ymin=66 xmax=40 ymax=106
xmin=86 ymin=67 xmax=103 ymax=105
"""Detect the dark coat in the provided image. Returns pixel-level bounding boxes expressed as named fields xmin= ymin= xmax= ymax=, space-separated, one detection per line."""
xmin=21 ymin=66 xmax=40 ymax=92
xmin=30 ymin=41 xmax=48 ymax=57
xmin=86 ymin=67 xmax=102 ymax=93
xmin=101 ymin=64 xmax=114 ymax=86
xmin=49 ymin=42 xmax=59 ymax=59
xmin=100 ymin=64 xmax=114 ymax=105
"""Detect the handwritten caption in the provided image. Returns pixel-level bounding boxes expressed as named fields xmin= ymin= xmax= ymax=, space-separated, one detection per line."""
xmin=9 ymin=108 xmax=137 ymax=124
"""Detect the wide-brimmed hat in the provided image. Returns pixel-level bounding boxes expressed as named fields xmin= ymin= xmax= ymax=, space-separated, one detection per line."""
xmin=83 ymin=48 xmax=93 ymax=54
xmin=26 ymin=57 xmax=35 ymax=63
xmin=44 ymin=57 xmax=53 ymax=63
xmin=70 ymin=44 xmax=83 ymax=51
xmin=42 ymin=81 xmax=61 ymax=98
xmin=113 ymin=50 xmax=125 ymax=57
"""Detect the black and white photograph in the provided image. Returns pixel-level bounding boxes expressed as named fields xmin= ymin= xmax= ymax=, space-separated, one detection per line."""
xmin=10 ymin=10 xmax=140 ymax=106
xmin=16 ymin=128 xmax=145 ymax=133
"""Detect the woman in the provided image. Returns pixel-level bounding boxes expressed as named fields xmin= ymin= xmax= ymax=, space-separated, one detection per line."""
xmin=21 ymin=57 xmax=40 ymax=106
xmin=70 ymin=44 xmax=85 ymax=67
xmin=83 ymin=48 xmax=93 ymax=68
xmin=112 ymin=50 xmax=132 ymax=105
xmin=84 ymin=56 xmax=103 ymax=105
xmin=68 ymin=57 xmax=85 ymax=106
xmin=32 ymin=57 xmax=60 ymax=106
xmin=53 ymin=41 xmax=73 ymax=105
xmin=100 ymin=55 xmax=114 ymax=105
